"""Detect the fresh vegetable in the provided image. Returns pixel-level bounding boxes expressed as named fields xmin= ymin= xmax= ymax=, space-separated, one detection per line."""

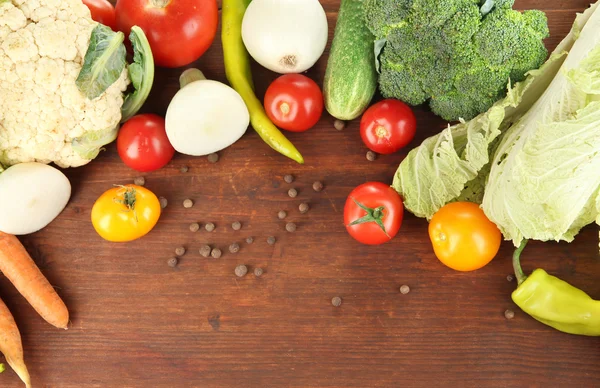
xmin=241 ymin=0 xmax=328 ymax=74
xmin=0 ymin=163 xmax=71 ymax=236
xmin=165 ymin=69 xmax=249 ymax=156
xmin=323 ymin=0 xmax=377 ymax=121
xmin=428 ymin=202 xmax=501 ymax=272
xmin=359 ymin=99 xmax=417 ymax=155
xmin=115 ymin=0 xmax=218 ymax=68
xmin=83 ymin=0 xmax=117 ymax=31
xmin=0 ymin=296 xmax=30 ymax=388
xmin=363 ymin=0 xmax=549 ymax=122
xmin=394 ymin=1 xmax=600 ymax=251
xmin=0 ymin=0 xmax=154 ymax=168
xmin=91 ymin=185 xmax=161 ymax=242
xmin=0 ymin=232 xmax=70 ymax=329
xmin=391 ymin=1 xmax=593 ymax=221
xmin=264 ymin=74 xmax=324 ymax=132
xmin=481 ymin=1 xmax=600 ymax=246
xmin=222 ymin=0 xmax=304 ymax=164
xmin=344 ymin=182 xmax=404 ymax=245
xmin=511 ymin=241 xmax=600 ymax=336
xmin=117 ymin=114 xmax=175 ymax=172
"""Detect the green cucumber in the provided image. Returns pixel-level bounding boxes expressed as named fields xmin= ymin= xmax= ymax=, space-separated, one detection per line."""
xmin=323 ymin=0 xmax=377 ymax=121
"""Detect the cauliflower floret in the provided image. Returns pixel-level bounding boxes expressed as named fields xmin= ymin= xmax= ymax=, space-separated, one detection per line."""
xmin=0 ymin=0 xmax=129 ymax=168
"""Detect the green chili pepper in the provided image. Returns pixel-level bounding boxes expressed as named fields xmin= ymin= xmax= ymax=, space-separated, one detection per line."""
xmin=511 ymin=240 xmax=600 ymax=336
xmin=221 ymin=0 xmax=304 ymax=164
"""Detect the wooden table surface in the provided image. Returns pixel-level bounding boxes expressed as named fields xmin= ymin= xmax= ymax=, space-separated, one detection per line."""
xmin=3 ymin=0 xmax=600 ymax=387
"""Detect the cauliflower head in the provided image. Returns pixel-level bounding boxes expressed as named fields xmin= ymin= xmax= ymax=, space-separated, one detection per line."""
xmin=0 ymin=0 xmax=152 ymax=168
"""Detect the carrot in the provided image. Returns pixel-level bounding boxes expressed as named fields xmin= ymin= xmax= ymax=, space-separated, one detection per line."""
xmin=0 ymin=296 xmax=31 ymax=388
xmin=0 ymin=232 xmax=69 ymax=329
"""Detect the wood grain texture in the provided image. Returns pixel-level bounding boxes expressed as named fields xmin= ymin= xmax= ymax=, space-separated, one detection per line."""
xmin=2 ymin=0 xmax=600 ymax=387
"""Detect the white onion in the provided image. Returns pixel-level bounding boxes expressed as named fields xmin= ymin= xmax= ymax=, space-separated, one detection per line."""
xmin=165 ymin=77 xmax=250 ymax=156
xmin=0 ymin=163 xmax=71 ymax=235
xmin=241 ymin=0 xmax=329 ymax=74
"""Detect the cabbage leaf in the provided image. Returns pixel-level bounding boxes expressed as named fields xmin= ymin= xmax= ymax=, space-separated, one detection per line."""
xmin=392 ymin=1 xmax=600 ymax=247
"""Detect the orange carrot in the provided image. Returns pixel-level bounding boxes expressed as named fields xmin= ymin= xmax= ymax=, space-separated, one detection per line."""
xmin=0 ymin=232 xmax=69 ymax=329
xmin=0 ymin=296 xmax=31 ymax=388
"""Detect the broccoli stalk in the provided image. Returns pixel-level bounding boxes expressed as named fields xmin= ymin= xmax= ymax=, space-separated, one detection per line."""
xmin=364 ymin=0 xmax=549 ymax=122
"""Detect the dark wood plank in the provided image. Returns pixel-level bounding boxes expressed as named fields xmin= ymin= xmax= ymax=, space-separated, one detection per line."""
xmin=2 ymin=1 xmax=599 ymax=387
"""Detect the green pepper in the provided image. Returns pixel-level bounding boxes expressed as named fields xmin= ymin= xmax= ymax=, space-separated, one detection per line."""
xmin=511 ymin=240 xmax=600 ymax=336
xmin=221 ymin=0 xmax=304 ymax=164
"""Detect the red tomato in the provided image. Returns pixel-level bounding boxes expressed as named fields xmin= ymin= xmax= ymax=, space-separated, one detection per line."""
xmin=264 ymin=74 xmax=324 ymax=132
xmin=115 ymin=0 xmax=218 ymax=68
xmin=344 ymin=182 xmax=404 ymax=245
xmin=360 ymin=99 xmax=417 ymax=155
xmin=83 ymin=0 xmax=117 ymax=31
xmin=117 ymin=114 xmax=175 ymax=172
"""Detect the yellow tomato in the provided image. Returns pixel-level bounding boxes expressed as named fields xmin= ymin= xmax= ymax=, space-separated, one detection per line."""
xmin=428 ymin=202 xmax=501 ymax=272
xmin=91 ymin=184 xmax=161 ymax=242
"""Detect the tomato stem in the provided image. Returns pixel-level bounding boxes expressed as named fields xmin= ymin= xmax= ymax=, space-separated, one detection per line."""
xmin=512 ymin=240 xmax=528 ymax=286
xmin=375 ymin=125 xmax=388 ymax=138
xmin=347 ymin=198 xmax=390 ymax=237
xmin=113 ymin=185 xmax=138 ymax=222
xmin=150 ymin=0 xmax=171 ymax=8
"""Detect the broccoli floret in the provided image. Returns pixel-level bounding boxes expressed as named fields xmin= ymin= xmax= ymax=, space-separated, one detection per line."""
xmin=365 ymin=0 xmax=549 ymax=121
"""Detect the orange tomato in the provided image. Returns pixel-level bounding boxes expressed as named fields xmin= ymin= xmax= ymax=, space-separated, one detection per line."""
xmin=91 ymin=185 xmax=161 ymax=242
xmin=428 ymin=202 xmax=501 ymax=272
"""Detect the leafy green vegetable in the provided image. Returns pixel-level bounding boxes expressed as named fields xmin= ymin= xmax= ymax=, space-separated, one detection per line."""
xmin=121 ymin=26 xmax=155 ymax=123
xmin=71 ymin=125 xmax=119 ymax=160
xmin=76 ymin=24 xmax=127 ymax=100
xmin=363 ymin=0 xmax=549 ymax=121
xmin=0 ymin=363 xmax=5 ymax=373
xmin=482 ymin=3 xmax=600 ymax=245
xmin=393 ymin=1 xmax=600 ymax=247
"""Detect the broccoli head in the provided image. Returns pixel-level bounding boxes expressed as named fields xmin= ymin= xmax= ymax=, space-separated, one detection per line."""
xmin=364 ymin=0 xmax=549 ymax=121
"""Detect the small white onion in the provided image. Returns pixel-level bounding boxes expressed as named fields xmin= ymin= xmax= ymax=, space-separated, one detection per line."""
xmin=241 ymin=0 xmax=329 ymax=74
xmin=165 ymin=79 xmax=250 ymax=156
xmin=0 ymin=163 xmax=71 ymax=235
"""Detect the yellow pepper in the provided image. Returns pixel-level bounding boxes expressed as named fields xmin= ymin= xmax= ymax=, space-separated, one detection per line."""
xmin=221 ymin=0 xmax=304 ymax=164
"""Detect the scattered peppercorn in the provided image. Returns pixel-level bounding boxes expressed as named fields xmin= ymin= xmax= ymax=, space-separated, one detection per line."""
xmin=231 ymin=221 xmax=242 ymax=231
xmin=299 ymin=202 xmax=310 ymax=214
xmin=199 ymin=245 xmax=211 ymax=258
xmin=183 ymin=199 xmax=194 ymax=208
xmin=167 ymin=257 xmax=178 ymax=268
xmin=175 ymin=247 xmax=186 ymax=256
xmin=211 ymin=248 xmax=222 ymax=259
xmin=267 ymin=236 xmax=276 ymax=245
xmin=284 ymin=174 xmax=294 ymax=183
xmin=189 ymin=222 xmax=200 ymax=232
xmin=207 ymin=153 xmax=219 ymax=163
xmin=331 ymin=296 xmax=342 ymax=307
xmin=180 ymin=166 xmax=189 ymax=173
xmin=234 ymin=264 xmax=248 ymax=277
xmin=312 ymin=181 xmax=324 ymax=192
xmin=334 ymin=119 xmax=346 ymax=131
xmin=254 ymin=267 xmax=264 ymax=277
xmin=278 ymin=210 xmax=287 ymax=220
xmin=288 ymin=188 xmax=298 ymax=198
xmin=399 ymin=285 xmax=410 ymax=294
xmin=246 ymin=236 xmax=254 ymax=244
xmin=229 ymin=243 xmax=240 ymax=253
xmin=205 ymin=222 xmax=215 ymax=232
xmin=504 ymin=309 xmax=515 ymax=319
xmin=507 ymin=274 xmax=514 ymax=282
xmin=134 ymin=176 xmax=145 ymax=186
xmin=286 ymin=222 xmax=297 ymax=233
xmin=366 ymin=151 xmax=377 ymax=161
xmin=159 ymin=197 xmax=168 ymax=209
